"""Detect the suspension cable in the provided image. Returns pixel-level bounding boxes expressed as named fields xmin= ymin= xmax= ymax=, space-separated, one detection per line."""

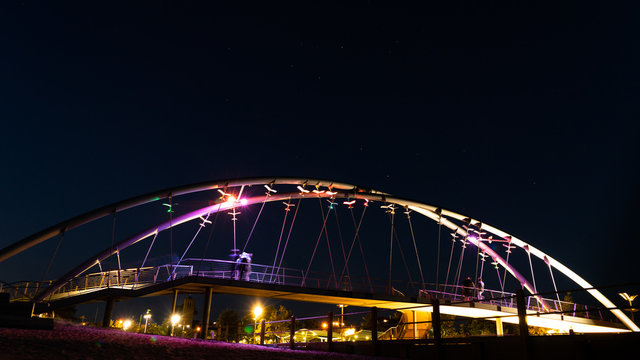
xmin=42 ymin=230 xmax=66 ymax=303
xmin=106 ymin=210 xmax=115 ymax=289
xmin=473 ymin=229 xmax=486 ymax=288
xmin=524 ymin=245 xmax=537 ymax=292
xmin=171 ymin=212 xmax=212 ymax=279
xmin=230 ymin=202 xmax=238 ymax=252
xmin=453 ymin=237 xmax=467 ymax=294
xmin=274 ymin=198 xmax=302 ymax=282
xmin=474 ymin=239 xmax=480 ymax=288
xmin=41 ymin=231 xmax=65 ymax=283
xmin=168 ymin=195 xmax=174 ymax=278
xmin=435 ymin=212 xmax=442 ymax=291
xmin=134 ymin=231 xmax=159 ymax=288
xmin=302 ymin=199 xmax=332 ymax=286
xmin=501 ymin=236 xmax=514 ymax=291
xmin=493 ymin=260 xmax=505 ymax=298
xmin=268 ymin=200 xmax=292 ymax=282
xmin=319 ymin=199 xmax=338 ymax=289
xmin=405 ymin=208 xmax=425 ymax=290
xmin=339 ymin=202 xmax=368 ymax=290
xmin=355 ymin=208 xmax=373 ymax=293
xmin=444 ymin=232 xmax=457 ymax=294
xmin=387 ymin=208 xmax=395 ymax=293
xmin=111 ymin=211 xmax=123 ymax=287
xmin=545 ymin=256 xmax=562 ymax=311
xmin=196 ymin=199 xmax=224 ymax=276
xmin=332 ymin=205 xmax=350 ymax=289
xmin=524 ymin=245 xmax=543 ymax=309
xmin=392 ymin=223 xmax=415 ymax=291
xmin=115 ymin=249 xmax=123 ymax=286
xmin=241 ymin=189 xmax=271 ymax=253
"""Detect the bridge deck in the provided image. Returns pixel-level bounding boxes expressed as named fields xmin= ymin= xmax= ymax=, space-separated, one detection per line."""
xmin=32 ymin=274 xmax=629 ymax=334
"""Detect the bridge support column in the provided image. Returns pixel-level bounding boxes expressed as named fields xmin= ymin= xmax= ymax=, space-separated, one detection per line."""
xmin=289 ymin=315 xmax=296 ymax=350
xmin=327 ymin=311 xmax=333 ymax=352
xmin=201 ymin=288 xmax=213 ymax=339
xmin=170 ymin=289 xmax=178 ymax=315
xmin=516 ymin=289 xmax=529 ymax=338
xmin=432 ymin=299 xmax=441 ymax=344
xmin=371 ymin=307 xmax=378 ymax=355
xmin=412 ymin=310 xmax=417 ymax=339
xmin=516 ymin=289 xmax=530 ymax=360
xmin=102 ymin=297 xmax=114 ymax=328
xmin=496 ymin=317 xmax=504 ymax=336
xmin=432 ymin=299 xmax=442 ymax=360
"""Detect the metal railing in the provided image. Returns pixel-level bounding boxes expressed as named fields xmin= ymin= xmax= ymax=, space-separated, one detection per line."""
xmin=0 ymin=259 xmax=627 ymax=325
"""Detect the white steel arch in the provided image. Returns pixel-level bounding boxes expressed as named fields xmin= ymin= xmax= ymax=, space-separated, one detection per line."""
xmin=1 ymin=176 xmax=632 ymax=331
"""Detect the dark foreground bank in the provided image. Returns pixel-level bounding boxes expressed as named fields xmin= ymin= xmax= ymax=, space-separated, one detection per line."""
xmin=0 ymin=322 xmax=389 ymax=360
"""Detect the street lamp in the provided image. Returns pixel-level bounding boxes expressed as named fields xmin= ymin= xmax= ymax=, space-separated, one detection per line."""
xmin=337 ymin=305 xmax=348 ymax=341
xmin=123 ymin=319 xmax=132 ymax=331
xmin=143 ymin=310 xmax=152 ymax=333
xmin=171 ymin=313 xmax=181 ymax=336
xmin=253 ymin=304 xmax=263 ymax=344
xmin=619 ymin=292 xmax=638 ymax=323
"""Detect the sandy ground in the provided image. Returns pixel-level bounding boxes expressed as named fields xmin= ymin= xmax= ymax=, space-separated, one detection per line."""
xmin=0 ymin=322 xmax=387 ymax=360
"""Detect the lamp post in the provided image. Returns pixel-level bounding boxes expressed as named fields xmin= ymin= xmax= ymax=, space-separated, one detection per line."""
xmin=619 ymin=293 xmax=638 ymax=323
xmin=337 ymin=305 xmax=347 ymax=341
xmin=143 ymin=310 xmax=152 ymax=333
xmin=171 ymin=313 xmax=181 ymax=336
xmin=253 ymin=305 xmax=263 ymax=344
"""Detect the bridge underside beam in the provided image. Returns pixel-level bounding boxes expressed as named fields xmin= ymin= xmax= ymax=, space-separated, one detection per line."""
xmin=34 ymin=276 xmax=629 ymax=334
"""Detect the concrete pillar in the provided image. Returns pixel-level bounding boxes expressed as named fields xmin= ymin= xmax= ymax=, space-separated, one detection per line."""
xmin=171 ymin=289 xmax=179 ymax=314
xmin=289 ymin=315 xmax=296 ymax=350
xmin=102 ymin=297 xmax=114 ymax=328
xmin=516 ymin=289 xmax=528 ymax=338
xmin=516 ymin=289 xmax=530 ymax=360
xmin=432 ymin=299 xmax=442 ymax=360
xmin=371 ymin=307 xmax=378 ymax=344
xmin=327 ymin=311 xmax=333 ymax=351
xmin=201 ymin=288 xmax=213 ymax=339
xmin=412 ymin=310 xmax=417 ymax=339
xmin=432 ymin=299 xmax=441 ymax=344
xmin=496 ymin=317 xmax=504 ymax=336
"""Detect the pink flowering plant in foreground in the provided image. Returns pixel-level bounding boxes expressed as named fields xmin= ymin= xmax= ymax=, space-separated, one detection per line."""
xmin=0 ymin=322 xmax=386 ymax=360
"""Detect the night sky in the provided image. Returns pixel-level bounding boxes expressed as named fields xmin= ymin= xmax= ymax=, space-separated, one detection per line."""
xmin=1 ymin=1 xmax=639 ymax=321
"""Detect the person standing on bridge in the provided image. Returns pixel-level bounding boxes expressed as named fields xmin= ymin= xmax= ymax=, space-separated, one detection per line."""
xmin=229 ymin=249 xmax=240 ymax=280
xmin=238 ymin=252 xmax=252 ymax=281
xmin=477 ymin=278 xmax=485 ymax=300
xmin=462 ymin=277 xmax=475 ymax=301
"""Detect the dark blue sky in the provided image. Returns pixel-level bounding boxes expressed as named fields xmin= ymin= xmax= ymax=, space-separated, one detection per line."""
xmin=1 ymin=1 xmax=639 ymax=319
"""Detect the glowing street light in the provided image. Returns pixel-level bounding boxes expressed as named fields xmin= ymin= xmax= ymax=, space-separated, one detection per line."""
xmin=338 ymin=304 xmax=348 ymax=341
xmin=123 ymin=319 xmax=132 ymax=331
xmin=143 ymin=310 xmax=152 ymax=333
xmin=253 ymin=304 xmax=263 ymax=344
xmin=170 ymin=313 xmax=181 ymax=336
xmin=619 ymin=292 xmax=638 ymax=323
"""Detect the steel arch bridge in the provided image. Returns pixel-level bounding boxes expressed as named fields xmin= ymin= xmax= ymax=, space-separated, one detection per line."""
xmin=0 ymin=177 xmax=637 ymax=334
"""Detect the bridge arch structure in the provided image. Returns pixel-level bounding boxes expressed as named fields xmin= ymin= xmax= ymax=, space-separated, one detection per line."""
xmin=0 ymin=177 xmax=637 ymax=333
